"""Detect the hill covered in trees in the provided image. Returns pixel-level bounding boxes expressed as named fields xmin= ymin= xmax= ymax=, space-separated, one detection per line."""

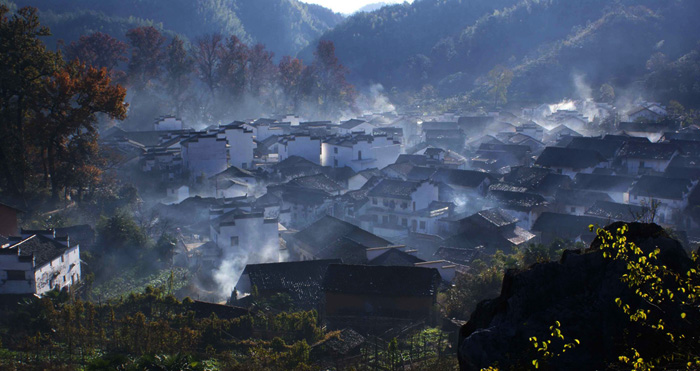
xmin=304 ymin=0 xmax=700 ymax=106
xmin=0 ymin=0 xmax=343 ymax=57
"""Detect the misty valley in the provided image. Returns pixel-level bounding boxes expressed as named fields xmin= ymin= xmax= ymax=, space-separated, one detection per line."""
xmin=0 ymin=0 xmax=700 ymax=370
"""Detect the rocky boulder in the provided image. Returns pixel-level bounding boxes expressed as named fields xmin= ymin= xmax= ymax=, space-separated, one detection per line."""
xmin=458 ymin=222 xmax=693 ymax=370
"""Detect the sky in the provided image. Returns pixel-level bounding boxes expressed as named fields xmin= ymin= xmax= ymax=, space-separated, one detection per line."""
xmin=301 ymin=0 xmax=410 ymax=15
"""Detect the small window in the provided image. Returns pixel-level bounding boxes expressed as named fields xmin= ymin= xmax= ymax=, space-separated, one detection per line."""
xmin=6 ymin=270 xmax=25 ymax=280
xmin=571 ymin=207 xmax=576 ymax=213
xmin=420 ymin=221 xmax=426 ymax=230
xmin=382 ymin=215 xmax=389 ymax=224
xmin=358 ymin=150 xmax=362 ymax=160
xmin=372 ymin=198 xmax=378 ymax=205
xmin=334 ymin=147 xmax=338 ymax=154
xmin=402 ymin=218 xmax=408 ymax=227
xmin=334 ymin=159 xmax=338 ymax=167
xmin=230 ymin=236 xmax=239 ymax=247
xmin=640 ymin=161 xmax=645 ymax=168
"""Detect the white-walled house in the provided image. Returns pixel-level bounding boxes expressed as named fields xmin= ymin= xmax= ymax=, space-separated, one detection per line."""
xmin=616 ymin=142 xmax=679 ymax=174
xmin=278 ymin=135 xmax=322 ymax=164
xmin=181 ymin=133 xmax=228 ymax=180
xmin=220 ymin=123 xmax=255 ymax=169
xmin=210 ymin=211 xmax=279 ymax=261
xmin=154 ymin=116 xmax=185 ymax=131
xmin=321 ymin=134 xmax=401 ymax=172
xmin=535 ymin=147 xmax=608 ymax=179
xmin=0 ymin=230 xmax=81 ymax=296
xmin=626 ymin=176 xmax=696 ymax=224
xmin=363 ymin=179 xmax=440 ymax=237
xmin=336 ymin=119 xmax=376 ymax=135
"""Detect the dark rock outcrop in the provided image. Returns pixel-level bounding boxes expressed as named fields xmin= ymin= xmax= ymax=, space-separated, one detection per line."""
xmin=458 ymin=222 xmax=693 ymax=370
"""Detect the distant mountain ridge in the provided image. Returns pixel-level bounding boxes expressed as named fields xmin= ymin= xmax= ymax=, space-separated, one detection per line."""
xmin=302 ymin=0 xmax=700 ymax=103
xmin=1 ymin=0 xmax=343 ymax=57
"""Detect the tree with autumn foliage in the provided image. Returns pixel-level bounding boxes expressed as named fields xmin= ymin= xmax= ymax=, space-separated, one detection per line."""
xmin=63 ymin=32 xmax=128 ymax=75
xmin=0 ymin=6 xmax=128 ymax=205
xmin=308 ymin=40 xmax=355 ymax=116
xmin=33 ymin=61 xmax=127 ymax=201
xmin=163 ymin=36 xmax=194 ymax=117
xmin=278 ymin=56 xmax=305 ymax=111
xmin=126 ymin=26 xmax=165 ymax=91
xmin=218 ymin=35 xmax=248 ymax=102
xmin=193 ymin=33 xmax=223 ymax=96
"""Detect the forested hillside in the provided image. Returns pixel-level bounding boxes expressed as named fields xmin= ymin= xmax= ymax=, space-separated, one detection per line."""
xmin=1 ymin=0 xmax=343 ymax=57
xmin=305 ymin=0 xmax=700 ymax=105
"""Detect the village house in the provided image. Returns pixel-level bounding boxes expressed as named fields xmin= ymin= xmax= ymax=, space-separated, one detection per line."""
xmin=209 ymin=210 xmax=279 ymax=260
xmin=616 ymin=141 xmax=680 ymax=174
xmin=336 ymin=119 xmax=376 ymax=135
xmin=572 ymin=173 xmax=636 ymax=203
xmin=364 ymin=178 xmax=440 ymax=237
xmin=278 ymin=134 xmax=322 ymax=164
xmin=535 ymin=147 xmax=608 ymax=178
xmin=321 ymin=264 xmax=441 ymax=331
xmin=585 ymin=200 xmax=651 ymax=223
xmin=515 ymin=121 xmax=546 ymax=141
xmin=565 ymin=137 xmax=626 ymax=161
xmin=321 ymin=134 xmax=401 ymax=172
xmin=626 ymin=175 xmax=696 ymax=224
xmin=219 ymin=122 xmax=255 ymax=169
xmin=625 ymin=102 xmax=668 ymax=122
xmin=271 ymin=185 xmax=335 ymax=229
xmin=0 ymin=230 xmax=81 ymax=296
xmin=286 ymin=215 xmax=392 ymax=263
xmin=234 ymin=259 xmax=341 ymax=309
xmin=554 ymin=188 xmax=614 ymax=216
xmin=153 ymin=115 xmax=186 ymax=131
xmin=181 ymin=133 xmax=228 ymax=180
xmin=486 ymin=188 xmax=547 ymax=229
xmin=440 ymin=208 xmax=536 ymax=254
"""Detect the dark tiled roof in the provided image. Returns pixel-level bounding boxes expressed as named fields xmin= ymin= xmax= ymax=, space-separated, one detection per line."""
xmin=434 ymin=247 xmax=480 ymax=265
xmin=503 ymin=166 xmax=552 ymax=189
xmin=294 ymin=216 xmax=391 ymax=256
xmin=431 ymin=169 xmax=491 ymax=188
xmin=368 ymin=249 xmax=424 ymax=267
xmin=555 ymin=189 xmax=613 ymax=207
xmin=339 ymin=119 xmax=368 ymax=129
xmin=210 ymin=166 xmax=255 ymax=180
xmin=406 ymin=167 xmax=438 ymax=181
xmin=488 ymin=190 xmax=546 ymax=211
xmin=473 ymin=208 xmax=518 ymax=228
xmin=396 ymin=154 xmax=430 ymax=166
xmin=573 ymin=173 xmax=635 ymax=193
xmin=585 ymin=200 xmax=649 ymax=221
xmin=367 ymin=179 xmax=423 ymax=200
xmin=323 ymin=264 xmax=440 ymax=297
xmin=535 ymin=147 xmax=606 ymax=169
xmin=617 ymin=142 xmax=678 ymax=160
xmin=566 ymin=137 xmax=624 ymax=159
xmin=280 ymin=187 xmax=331 ymax=206
xmin=5 ymin=234 xmax=71 ymax=268
xmin=289 ymin=174 xmax=344 ymax=193
xmin=241 ymin=259 xmax=341 ymax=309
xmin=629 ymin=175 xmax=692 ymax=200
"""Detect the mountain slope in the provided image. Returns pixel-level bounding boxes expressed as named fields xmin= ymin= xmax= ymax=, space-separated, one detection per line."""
xmin=305 ymin=0 xmax=700 ymax=102
xmin=2 ymin=0 xmax=343 ymax=57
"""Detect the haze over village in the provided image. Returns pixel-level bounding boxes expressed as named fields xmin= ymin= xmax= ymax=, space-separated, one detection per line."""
xmin=1 ymin=0 xmax=700 ymax=369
